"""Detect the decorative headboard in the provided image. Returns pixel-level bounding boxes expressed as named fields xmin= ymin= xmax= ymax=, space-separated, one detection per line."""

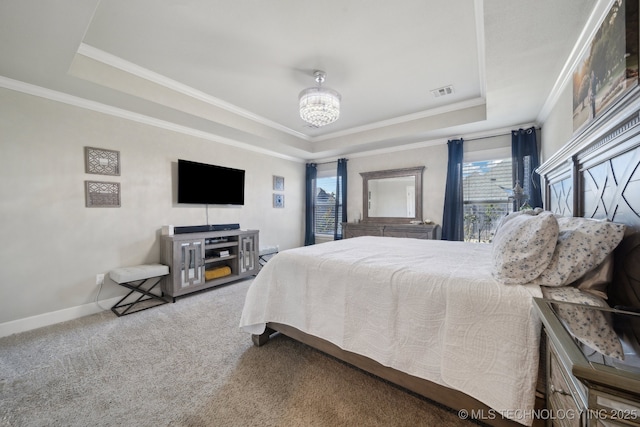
xmin=537 ymin=87 xmax=640 ymax=310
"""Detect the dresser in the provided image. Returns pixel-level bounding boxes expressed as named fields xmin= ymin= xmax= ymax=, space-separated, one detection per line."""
xmin=342 ymin=222 xmax=440 ymax=240
xmin=534 ymin=298 xmax=640 ymax=426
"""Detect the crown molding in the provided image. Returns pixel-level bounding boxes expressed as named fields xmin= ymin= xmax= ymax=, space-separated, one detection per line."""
xmin=76 ymin=43 xmax=311 ymax=141
xmin=474 ymin=0 xmax=487 ymax=100
xmin=0 ymin=75 xmax=303 ymax=162
xmin=311 ymin=97 xmax=487 ymax=143
xmin=77 ymin=43 xmax=489 ymax=146
xmin=311 ymin=123 xmax=535 ymax=163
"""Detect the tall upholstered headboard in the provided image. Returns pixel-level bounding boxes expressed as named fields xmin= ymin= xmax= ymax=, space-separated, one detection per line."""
xmin=537 ymin=87 xmax=640 ymax=310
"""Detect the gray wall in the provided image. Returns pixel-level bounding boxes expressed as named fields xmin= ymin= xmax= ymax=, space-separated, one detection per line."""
xmin=346 ymin=144 xmax=449 ymax=226
xmin=0 ymin=76 xmax=574 ymax=331
xmin=540 ymin=84 xmax=574 ymax=162
xmin=0 ymin=88 xmax=304 ymax=325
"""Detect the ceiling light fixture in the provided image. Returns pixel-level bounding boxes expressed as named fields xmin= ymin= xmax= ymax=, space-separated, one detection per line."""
xmin=299 ymin=70 xmax=341 ymax=127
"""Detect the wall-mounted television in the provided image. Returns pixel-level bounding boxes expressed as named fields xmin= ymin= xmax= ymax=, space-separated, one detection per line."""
xmin=177 ymin=159 xmax=245 ymax=205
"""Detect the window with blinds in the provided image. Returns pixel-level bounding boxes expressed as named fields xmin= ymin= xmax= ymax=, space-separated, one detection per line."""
xmin=463 ymin=158 xmax=514 ymax=243
xmin=315 ymin=175 xmax=341 ymax=236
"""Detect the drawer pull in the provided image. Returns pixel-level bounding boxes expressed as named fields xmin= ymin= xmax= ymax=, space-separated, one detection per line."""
xmin=550 ymin=384 xmax=571 ymax=396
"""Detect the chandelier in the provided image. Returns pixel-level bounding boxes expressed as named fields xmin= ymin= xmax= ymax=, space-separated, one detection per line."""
xmin=299 ymin=70 xmax=341 ymax=127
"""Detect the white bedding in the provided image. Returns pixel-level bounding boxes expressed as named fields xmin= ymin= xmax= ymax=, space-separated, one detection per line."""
xmin=240 ymin=236 xmax=542 ymax=425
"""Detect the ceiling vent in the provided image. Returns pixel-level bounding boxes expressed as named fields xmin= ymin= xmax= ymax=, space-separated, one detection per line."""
xmin=431 ymin=85 xmax=454 ymax=98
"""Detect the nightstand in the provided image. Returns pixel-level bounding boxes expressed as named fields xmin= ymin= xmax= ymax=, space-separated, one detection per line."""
xmin=534 ymin=298 xmax=640 ymax=426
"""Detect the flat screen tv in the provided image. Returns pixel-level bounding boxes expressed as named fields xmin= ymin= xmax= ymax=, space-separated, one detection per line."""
xmin=177 ymin=159 xmax=245 ymax=205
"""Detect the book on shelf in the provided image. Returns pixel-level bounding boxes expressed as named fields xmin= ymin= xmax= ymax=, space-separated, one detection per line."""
xmin=213 ymin=250 xmax=230 ymax=257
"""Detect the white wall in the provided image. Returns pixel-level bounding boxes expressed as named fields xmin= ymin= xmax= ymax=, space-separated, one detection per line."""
xmin=0 ymin=88 xmax=304 ymax=326
xmin=0 ymin=79 xmax=574 ymax=333
xmin=346 ymin=144 xmax=449 ymax=226
xmin=540 ymin=84 xmax=574 ymax=162
xmin=345 ymin=135 xmax=513 ymax=227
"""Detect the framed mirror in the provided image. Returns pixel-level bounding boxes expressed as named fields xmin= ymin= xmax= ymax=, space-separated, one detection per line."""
xmin=361 ymin=166 xmax=424 ymax=224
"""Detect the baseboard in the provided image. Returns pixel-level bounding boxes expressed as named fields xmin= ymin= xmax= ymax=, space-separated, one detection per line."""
xmin=0 ymin=297 xmax=121 ymax=338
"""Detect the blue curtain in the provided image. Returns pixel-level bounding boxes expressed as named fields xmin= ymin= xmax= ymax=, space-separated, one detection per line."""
xmin=511 ymin=127 xmax=542 ymax=209
xmin=304 ymin=163 xmax=317 ymax=246
xmin=334 ymin=158 xmax=348 ymax=240
xmin=442 ymin=138 xmax=464 ymax=241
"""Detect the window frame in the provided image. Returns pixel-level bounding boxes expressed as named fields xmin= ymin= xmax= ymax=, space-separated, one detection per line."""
xmin=462 ymin=145 xmax=513 ymax=243
xmin=314 ymin=170 xmax=339 ymax=239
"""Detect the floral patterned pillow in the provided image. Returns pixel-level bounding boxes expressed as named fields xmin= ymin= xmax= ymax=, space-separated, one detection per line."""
xmin=541 ymin=286 xmax=623 ymax=360
xmin=529 ymin=217 xmax=625 ymax=287
xmin=571 ymin=253 xmax=614 ymax=299
xmin=494 ymin=208 xmax=544 ymax=236
xmin=491 ymin=211 xmax=559 ymax=284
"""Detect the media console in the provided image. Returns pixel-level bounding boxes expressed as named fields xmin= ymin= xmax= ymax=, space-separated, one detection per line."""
xmin=160 ymin=228 xmax=259 ymax=300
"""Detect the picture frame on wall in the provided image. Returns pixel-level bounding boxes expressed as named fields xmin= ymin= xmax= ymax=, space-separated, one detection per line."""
xmin=85 ymin=147 xmax=121 ymax=176
xmin=85 ymin=181 xmax=121 ymax=207
xmin=273 ymin=175 xmax=285 ymax=191
xmin=273 ymin=193 xmax=284 ymax=208
xmin=572 ymin=0 xmax=639 ymax=134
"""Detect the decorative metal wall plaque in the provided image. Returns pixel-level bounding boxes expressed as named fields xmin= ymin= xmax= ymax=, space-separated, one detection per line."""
xmin=273 ymin=175 xmax=284 ymax=191
xmin=85 ymin=147 xmax=120 ymax=176
xmin=85 ymin=181 xmax=121 ymax=207
xmin=273 ymin=193 xmax=284 ymax=208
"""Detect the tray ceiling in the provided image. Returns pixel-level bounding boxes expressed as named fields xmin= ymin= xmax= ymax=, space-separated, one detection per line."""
xmin=0 ymin=0 xmax=600 ymax=160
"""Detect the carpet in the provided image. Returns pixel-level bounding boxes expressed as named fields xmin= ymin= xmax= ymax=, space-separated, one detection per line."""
xmin=0 ymin=278 xmax=475 ymax=426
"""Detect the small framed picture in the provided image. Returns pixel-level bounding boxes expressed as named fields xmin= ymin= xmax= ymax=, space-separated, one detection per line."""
xmin=85 ymin=181 xmax=121 ymax=207
xmin=273 ymin=193 xmax=284 ymax=208
xmin=273 ymin=175 xmax=284 ymax=191
xmin=85 ymin=147 xmax=120 ymax=176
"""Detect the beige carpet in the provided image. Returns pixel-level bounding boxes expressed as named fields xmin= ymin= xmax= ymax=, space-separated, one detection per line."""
xmin=0 ymin=278 xmax=476 ymax=427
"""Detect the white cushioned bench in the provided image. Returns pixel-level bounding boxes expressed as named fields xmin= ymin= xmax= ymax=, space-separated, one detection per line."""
xmin=109 ymin=264 xmax=170 ymax=316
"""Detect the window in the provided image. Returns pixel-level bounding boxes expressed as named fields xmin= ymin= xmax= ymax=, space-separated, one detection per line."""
xmin=463 ymin=158 xmax=514 ymax=243
xmin=315 ymin=173 xmax=342 ymax=237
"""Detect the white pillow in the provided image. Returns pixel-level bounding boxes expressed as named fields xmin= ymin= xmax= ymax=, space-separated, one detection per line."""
xmin=493 ymin=208 xmax=544 ymax=237
xmin=529 ymin=217 xmax=626 ymax=287
xmin=570 ymin=253 xmax=614 ymax=299
xmin=541 ymin=286 xmax=623 ymax=360
xmin=492 ymin=211 xmax=559 ymax=284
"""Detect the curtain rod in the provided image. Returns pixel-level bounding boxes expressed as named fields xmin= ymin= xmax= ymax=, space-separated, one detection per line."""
xmin=460 ymin=127 xmax=540 ymax=143
xmin=308 ymin=127 xmax=541 ymax=161
xmin=307 ymin=159 xmax=349 ymax=166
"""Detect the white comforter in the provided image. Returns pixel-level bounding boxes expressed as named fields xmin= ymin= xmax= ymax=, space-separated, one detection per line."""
xmin=240 ymin=236 xmax=542 ymax=425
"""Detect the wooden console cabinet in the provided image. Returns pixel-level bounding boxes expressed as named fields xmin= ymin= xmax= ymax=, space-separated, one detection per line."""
xmin=160 ymin=229 xmax=259 ymax=300
xmin=342 ymin=222 xmax=440 ymax=240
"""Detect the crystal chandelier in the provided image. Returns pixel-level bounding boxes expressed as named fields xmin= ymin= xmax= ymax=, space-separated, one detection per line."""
xmin=299 ymin=70 xmax=341 ymax=127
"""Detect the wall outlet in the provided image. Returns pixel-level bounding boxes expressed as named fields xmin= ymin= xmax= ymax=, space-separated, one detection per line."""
xmin=96 ymin=274 xmax=105 ymax=285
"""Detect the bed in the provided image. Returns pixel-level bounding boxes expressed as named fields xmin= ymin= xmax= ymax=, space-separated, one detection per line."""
xmin=239 ymin=87 xmax=640 ymax=427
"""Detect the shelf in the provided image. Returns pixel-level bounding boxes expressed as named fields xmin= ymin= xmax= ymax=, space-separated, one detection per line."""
xmin=205 ymin=241 xmax=238 ymax=250
xmin=205 ymin=255 xmax=237 ymax=263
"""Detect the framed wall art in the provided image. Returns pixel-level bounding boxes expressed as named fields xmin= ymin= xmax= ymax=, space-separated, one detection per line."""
xmin=85 ymin=181 xmax=121 ymax=207
xmin=572 ymin=0 xmax=639 ymax=133
xmin=85 ymin=146 xmax=120 ymax=176
xmin=273 ymin=193 xmax=284 ymax=208
xmin=273 ymin=175 xmax=285 ymax=191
